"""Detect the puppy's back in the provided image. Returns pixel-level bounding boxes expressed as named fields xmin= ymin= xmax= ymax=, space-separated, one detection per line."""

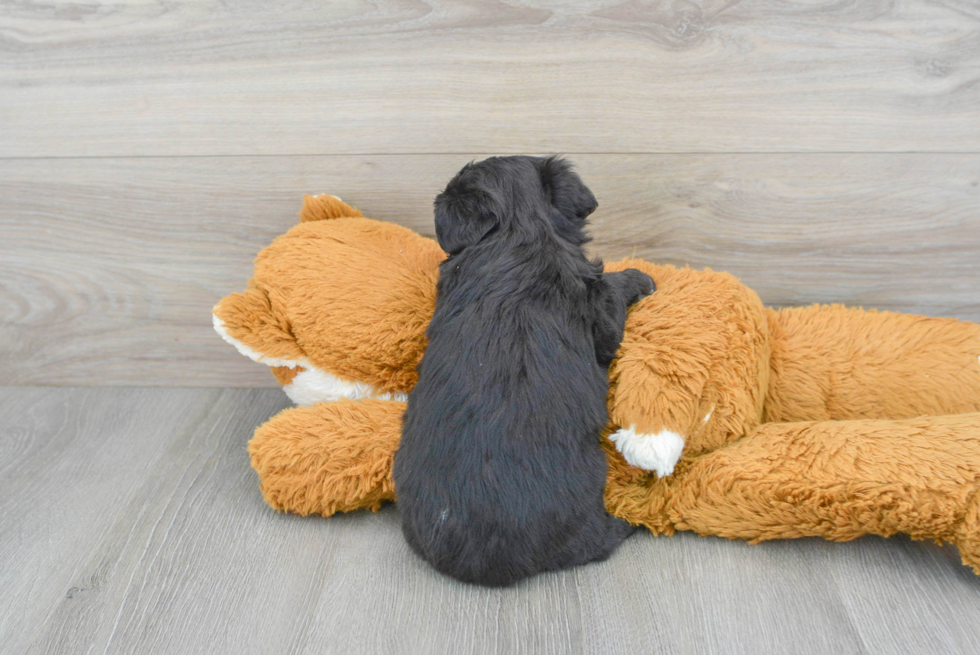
xmin=397 ymin=286 xmax=622 ymax=586
xmin=394 ymin=156 xmax=634 ymax=586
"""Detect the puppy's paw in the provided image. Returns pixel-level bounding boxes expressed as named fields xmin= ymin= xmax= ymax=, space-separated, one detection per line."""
xmin=608 ymin=426 xmax=684 ymax=477
xmin=622 ymin=269 xmax=656 ymax=305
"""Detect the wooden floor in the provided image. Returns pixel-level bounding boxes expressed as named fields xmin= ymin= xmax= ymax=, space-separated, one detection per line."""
xmin=1 ymin=386 xmax=978 ymax=655
xmin=3 ymin=2 xmax=980 ymax=652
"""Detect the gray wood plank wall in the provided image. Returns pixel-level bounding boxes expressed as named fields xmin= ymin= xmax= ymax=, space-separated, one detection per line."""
xmin=2 ymin=1 xmax=979 ymax=387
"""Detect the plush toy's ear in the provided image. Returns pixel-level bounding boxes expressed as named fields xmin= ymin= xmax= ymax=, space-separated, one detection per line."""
xmin=213 ymin=286 xmax=305 ymax=364
xmin=539 ymin=156 xmax=597 ymax=222
xmin=433 ymin=184 xmax=500 ymax=256
xmin=299 ymin=194 xmax=364 ymax=222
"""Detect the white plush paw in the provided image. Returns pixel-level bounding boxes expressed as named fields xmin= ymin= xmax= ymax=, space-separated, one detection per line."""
xmin=608 ymin=427 xmax=685 ymax=477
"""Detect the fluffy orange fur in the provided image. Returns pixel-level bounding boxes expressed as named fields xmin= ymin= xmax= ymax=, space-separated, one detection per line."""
xmin=216 ymin=195 xmax=980 ymax=573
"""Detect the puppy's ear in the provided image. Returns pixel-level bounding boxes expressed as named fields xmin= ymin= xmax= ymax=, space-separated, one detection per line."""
xmin=539 ymin=156 xmax=597 ymax=221
xmin=434 ymin=187 xmax=499 ymax=255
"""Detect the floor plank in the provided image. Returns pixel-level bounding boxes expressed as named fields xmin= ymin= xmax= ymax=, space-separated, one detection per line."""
xmin=2 ymin=154 xmax=978 ymax=387
xmin=830 ymin=537 xmax=980 ymax=654
xmin=0 ymin=387 xmax=284 ymax=653
xmin=2 ymin=1 xmax=979 ymax=157
xmin=2 ymin=387 xmax=980 ymax=654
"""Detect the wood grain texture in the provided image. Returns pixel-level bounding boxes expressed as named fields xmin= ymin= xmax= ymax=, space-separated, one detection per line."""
xmin=2 ymin=154 xmax=978 ymax=387
xmin=0 ymin=386 xmax=284 ymax=653
xmin=2 ymin=0 xmax=979 ymax=157
xmin=2 ymin=387 xmax=980 ymax=654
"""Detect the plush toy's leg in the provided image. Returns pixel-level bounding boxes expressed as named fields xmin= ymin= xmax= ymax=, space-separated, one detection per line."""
xmin=603 ymin=260 xmax=772 ymax=477
xmin=248 ymin=398 xmax=404 ymax=516
xmin=766 ymin=304 xmax=980 ymax=422
xmin=958 ymin=492 xmax=980 ymax=573
xmin=664 ymin=413 xmax=980 ymax=573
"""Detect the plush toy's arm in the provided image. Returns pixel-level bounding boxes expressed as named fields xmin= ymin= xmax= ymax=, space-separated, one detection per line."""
xmin=249 ymin=399 xmax=403 ymax=516
xmin=664 ymin=413 xmax=980 ymax=574
xmin=603 ymin=260 xmax=771 ymax=477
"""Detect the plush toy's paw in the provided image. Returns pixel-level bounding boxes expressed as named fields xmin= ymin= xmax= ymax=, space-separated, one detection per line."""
xmin=608 ymin=426 xmax=685 ymax=477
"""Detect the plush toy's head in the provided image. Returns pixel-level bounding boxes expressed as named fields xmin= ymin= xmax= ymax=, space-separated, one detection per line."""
xmin=213 ymin=195 xmax=444 ymax=405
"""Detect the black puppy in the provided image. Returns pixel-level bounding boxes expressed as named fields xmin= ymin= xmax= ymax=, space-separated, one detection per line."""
xmin=393 ymin=156 xmax=655 ymax=587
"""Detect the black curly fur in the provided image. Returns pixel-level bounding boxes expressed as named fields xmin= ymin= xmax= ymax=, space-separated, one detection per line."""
xmin=393 ymin=156 xmax=655 ymax=587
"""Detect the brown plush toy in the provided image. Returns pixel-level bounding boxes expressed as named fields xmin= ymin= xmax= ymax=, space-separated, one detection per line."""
xmin=214 ymin=195 xmax=980 ymax=573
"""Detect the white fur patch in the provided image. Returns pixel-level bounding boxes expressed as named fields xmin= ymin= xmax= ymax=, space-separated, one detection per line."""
xmin=283 ymin=367 xmax=408 ymax=406
xmin=213 ymin=311 xmax=406 ymax=406
xmin=608 ymin=427 xmax=685 ymax=477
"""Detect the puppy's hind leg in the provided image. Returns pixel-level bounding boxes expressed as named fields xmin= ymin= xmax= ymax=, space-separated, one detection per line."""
xmin=554 ymin=512 xmax=637 ymax=571
xmin=595 ymin=514 xmax=638 ymax=562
